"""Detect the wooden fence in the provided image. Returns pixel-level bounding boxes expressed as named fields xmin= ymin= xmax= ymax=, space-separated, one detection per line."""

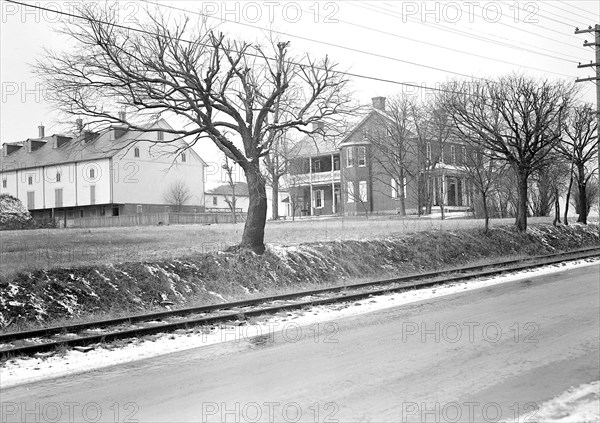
xmin=72 ymin=212 xmax=246 ymax=228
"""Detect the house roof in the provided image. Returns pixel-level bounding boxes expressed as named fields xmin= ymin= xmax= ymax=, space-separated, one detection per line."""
xmin=0 ymin=119 xmax=203 ymax=172
xmin=206 ymin=182 xmax=249 ymax=197
xmin=339 ymin=107 xmax=418 ymax=146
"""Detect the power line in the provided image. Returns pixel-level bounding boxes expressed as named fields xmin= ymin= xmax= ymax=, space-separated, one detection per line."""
xmin=352 ymin=2 xmax=584 ymax=62
xmin=562 ymin=1 xmax=600 ymax=17
xmin=364 ymin=1 xmax=589 ymax=52
xmin=1 ymin=0 xmax=471 ymax=96
xmin=140 ymin=0 xmax=483 ymax=80
xmin=538 ymin=0 xmax=598 ymax=23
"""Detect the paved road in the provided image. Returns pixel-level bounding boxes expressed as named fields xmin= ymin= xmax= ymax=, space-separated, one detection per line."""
xmin=2 ymin=264 xmax=599 ymax=422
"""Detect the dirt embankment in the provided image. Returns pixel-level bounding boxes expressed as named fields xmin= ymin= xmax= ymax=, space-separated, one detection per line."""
xmin=1 ymin=223 xmax=598 ymax=328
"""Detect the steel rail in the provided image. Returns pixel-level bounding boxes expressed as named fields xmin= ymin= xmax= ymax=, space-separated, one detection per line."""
xmin=1 ymin=247 xmax=598 ymax=358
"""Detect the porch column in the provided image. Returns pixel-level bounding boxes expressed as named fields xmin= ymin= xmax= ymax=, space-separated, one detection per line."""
xmin=454 ymin=178 xmax=459 ymax=207
xmin=442 ymin=173 xmax=447 ymax=205
xmin=331 ymin=182 xmax=336 ymax=214
xmin=309 ymin=157 xmax=313 ymax=216
xmin=331 ymin=154 xmax=336 ymax=214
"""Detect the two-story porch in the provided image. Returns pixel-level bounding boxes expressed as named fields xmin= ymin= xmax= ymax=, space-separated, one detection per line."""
xmin=288 ymin=153 xmax=342 ymax=217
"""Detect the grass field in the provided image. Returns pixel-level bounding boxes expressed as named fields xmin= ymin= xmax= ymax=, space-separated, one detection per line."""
xmin=0 ymin=215 xmax=568 ymax=278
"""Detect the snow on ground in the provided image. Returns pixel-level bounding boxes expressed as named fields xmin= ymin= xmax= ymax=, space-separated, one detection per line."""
xmin=1 ymin=258 xmax=599 ymax=389
xmin=507 ymin=380 xmax=599 ymax=423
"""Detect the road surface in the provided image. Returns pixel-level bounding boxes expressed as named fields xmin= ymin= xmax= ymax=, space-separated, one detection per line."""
xmin=2 ymin=264 xmax=599 ymax=422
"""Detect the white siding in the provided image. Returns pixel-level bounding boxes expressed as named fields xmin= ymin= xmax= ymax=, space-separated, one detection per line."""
xmin=112 ymin=138 xmax=204 ymax=206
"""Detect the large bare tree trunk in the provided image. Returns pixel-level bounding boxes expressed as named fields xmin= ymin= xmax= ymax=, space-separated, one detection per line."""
xmin=481 ymin=192 xmax=489 ymax=233
xmin=241 ymin=165 xmax=268 ymax=254
xmin=553 ymin=188 xmax=560 ymax=226
xmin=564 ymin=168 xmax=574 ymax=225
xmin=515 ymin=170 xmax=528 ymax=232
xmin=576 ymin=164 xmax=588 ymax=224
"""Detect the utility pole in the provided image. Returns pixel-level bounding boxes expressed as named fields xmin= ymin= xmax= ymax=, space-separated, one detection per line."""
xmin=575 ymin=24 xmax=600 ymax=223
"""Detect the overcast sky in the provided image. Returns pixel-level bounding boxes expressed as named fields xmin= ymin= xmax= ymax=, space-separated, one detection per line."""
xmin=1 ymin=0 xmax=599 ymax=186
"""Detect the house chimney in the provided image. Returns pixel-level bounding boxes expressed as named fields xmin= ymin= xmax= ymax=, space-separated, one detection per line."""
xmin=118 ymin=110 xmax=126 ymax=122
xmin=372 ymin=96 xmax=386 ymax=111
xmin=38 ymin=124 xmax=45 ymax=138
xmin=311 ymin=121 xmax=325 ymax=131
xmin=76 ymin=118 xmax=83 ymax=133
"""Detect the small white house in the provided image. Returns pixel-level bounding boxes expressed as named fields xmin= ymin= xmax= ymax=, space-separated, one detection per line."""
xmin=205 ymin=182 xmax=249 ymax=213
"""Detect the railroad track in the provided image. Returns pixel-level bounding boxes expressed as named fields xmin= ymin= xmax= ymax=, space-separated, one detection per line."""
xmin=1 ymin=247 xmax=599 ymax=359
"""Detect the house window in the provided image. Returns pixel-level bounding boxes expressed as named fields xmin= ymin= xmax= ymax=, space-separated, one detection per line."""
xmin=314 ymin=160 xmax=322 ymax=173
xmin=426 ymin=143 xmax=431 ymax=161
xmin=346 ymin=147 xmax=354 ymax=168
xmin=134 ymin=147 xmax=140 ymax=158
xmin=2 ymin=179 xmax=6 ymax=188
xmin=56 ymin=172 xmax=61 ymax=183
xmin=359 ymin=181 xmax=368 ymax=203
xmin=213 ymin=196 xmax=218 ymax=206
xmin=314 ymin=189 xmax=324 ymax=209
xmin=358 ymin=147 xmax=366 ymax=167
xmin=346 ymin=181 xmax=354 ymax=203
xmin=157 ymin=130 xmax=164 ymax=141
xmin=439 ymin=145 xmax=444 ymax=164
xmin=462 ymin=146 xmax=467 ymax=164
xmin=27 ymin=191 xmax=35 ymax=209
xmin=450 ymin=145 xmax=456 ymax=165
xmin=181 ymin=152 xmax=186 ymax=162
xmin=137 ymin=204 xmax=143 ymax=214
xmin=392 ymin=177 xmax=407 ymax=199
xmin=28 ymin=175 xmax=33 ymax=185
xmin=333 ymin=156 xmax=340 ymax=171
xmin=89 ymin=168 xmax=95 ymax=179
xmin=90 ymin=185 xmax=96 ymax=205
xmin=55 ymin=188 xmax=63 ymax=207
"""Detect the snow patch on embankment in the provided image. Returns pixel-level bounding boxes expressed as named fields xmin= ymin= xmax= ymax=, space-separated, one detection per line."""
xmin=0 ymin=223 xmax=598 ymax=327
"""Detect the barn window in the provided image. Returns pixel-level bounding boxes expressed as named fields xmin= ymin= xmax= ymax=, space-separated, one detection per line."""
xmin=137 ymin=204 xmax=143 ymax=213
xmin=55 ymin=188 xmax=63 ymax=207
xmin=213 ymin=196 xmax=218 ymax=206
xmin=181 ymin=152 xmax=187 ymax=162
xmin=28 ymin=175 xmax=33 ymax=185
xmin=2 ymin=179 xmax=6 ymax=188
xmin=134 ymin=147 xmax=140 ymax=158
xmin=157 ymin=130 xmax=164 ymax=141
xmin=89 ymin=168 xmax=95 ymax=179
xmin=56 ymin=172 xmax=61 ymax=183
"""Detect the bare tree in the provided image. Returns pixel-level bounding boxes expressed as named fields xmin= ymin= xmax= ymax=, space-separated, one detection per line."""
xmin=367 ymin=95 xmax=418 ymax=216
xmin=263 ymin=131 xmax=294 ymax=221
xmin=557 ymin=104 xmax=598 ymax=224
xmin=34 ymin=4 xmax=351 ymax=253
xmin=414 ymin=104 xmax=453 ymax=219
xmin=163 ymin=180 xmax=192 ymax=212
xmin=461 ymin=147 xmax=507 ymax=232
xmin=441 ymin=75 xmax=575 ymax=232
xmin=221 ymin=157 xmax=239 ymax=224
